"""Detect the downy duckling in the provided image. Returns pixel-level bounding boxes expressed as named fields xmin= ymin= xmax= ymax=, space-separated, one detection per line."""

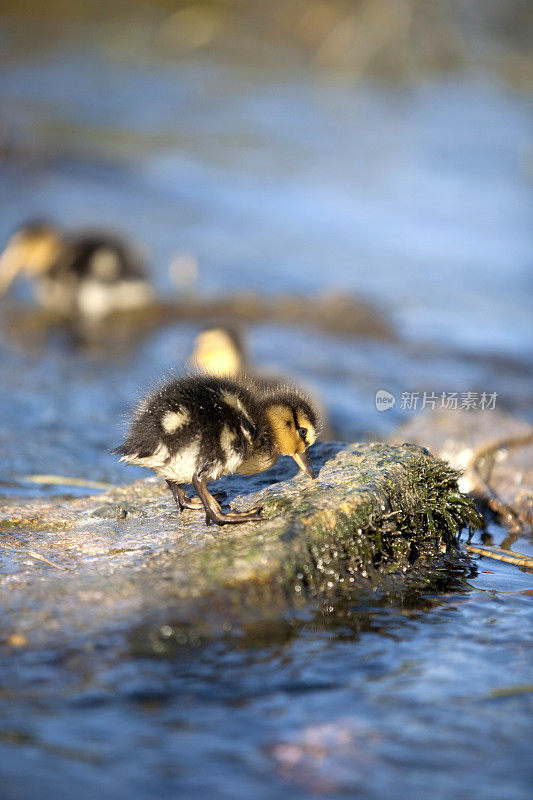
xmin=113 ymin=374 xmax=320 ymax=526
xmin=0 ymin=221 xmax=154 ymax=321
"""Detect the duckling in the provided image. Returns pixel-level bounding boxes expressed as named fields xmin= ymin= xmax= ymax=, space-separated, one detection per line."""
xmin=113 ymin=374 xmax=320 ymax=526
xmin=190 ymin=324 xmax=248 ymax=376
xmin=0 ymin=221 xmax=155 ymax=321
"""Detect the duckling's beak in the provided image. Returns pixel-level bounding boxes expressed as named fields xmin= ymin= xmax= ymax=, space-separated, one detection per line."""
xmin=292 ymin=450 xmax=315 ymax=479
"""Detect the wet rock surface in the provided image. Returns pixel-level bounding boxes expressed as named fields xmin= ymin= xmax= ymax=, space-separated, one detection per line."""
xmin=393 ymin=409 xmax=533 ymax=535
xmin=0 ymin=442 xmax=478 ymax=651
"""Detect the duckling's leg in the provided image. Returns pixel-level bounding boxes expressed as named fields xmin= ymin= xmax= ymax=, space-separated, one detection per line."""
xmin=192 ymin=474 xmax=263 ymax=526
xmin=166 ymin=480 xmax=226 ymax=512
xmin=166 ymin=480 xmax=201 ymax=512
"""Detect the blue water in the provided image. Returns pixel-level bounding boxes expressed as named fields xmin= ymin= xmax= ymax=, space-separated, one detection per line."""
xmin=0 ymin=556 xmax=531 ymax=800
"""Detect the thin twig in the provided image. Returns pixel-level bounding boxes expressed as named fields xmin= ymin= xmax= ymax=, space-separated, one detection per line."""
xmin=15 ymin=474 xmax=114 ymax=491
xmin=0 ymin=542 xmax=68 ymax=571
xmin=463 ymin=542 xmax=533 ymax=569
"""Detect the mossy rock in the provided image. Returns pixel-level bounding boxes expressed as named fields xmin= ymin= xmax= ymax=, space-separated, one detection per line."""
xmin=0 ymin=442 xmax=480 ymax=650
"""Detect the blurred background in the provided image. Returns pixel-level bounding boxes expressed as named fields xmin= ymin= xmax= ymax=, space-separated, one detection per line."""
xmin=1 ymin=4 xmax=533 ymax=800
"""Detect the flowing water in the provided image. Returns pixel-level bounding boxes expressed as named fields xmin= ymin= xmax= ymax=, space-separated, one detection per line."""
xmin=0 ymin=33 xmax=532 ymax=800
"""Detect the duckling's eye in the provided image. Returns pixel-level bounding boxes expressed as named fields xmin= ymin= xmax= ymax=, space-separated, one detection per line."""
xmin=298 ymin=427 xmax=307 ymax=440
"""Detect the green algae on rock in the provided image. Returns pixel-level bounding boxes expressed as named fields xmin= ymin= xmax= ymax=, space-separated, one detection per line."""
xmin=0 ymin=442 xmax=480 ymax=649
xmin=391 ymin=409 xmax=533 ymax=535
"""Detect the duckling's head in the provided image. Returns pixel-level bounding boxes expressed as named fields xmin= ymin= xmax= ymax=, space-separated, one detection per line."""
xmin=191 ymin=325 xmax=246 ymax=377
xmin=0 ymin=222 xmax=62 ymax=294
xmin=263 ymin=390 xmax=320 ymax=478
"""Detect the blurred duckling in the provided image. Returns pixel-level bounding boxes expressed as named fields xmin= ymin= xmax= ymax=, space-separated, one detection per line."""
xmin=113 ymin=374 xmax=320 ymax=526
xmin=0 ymin=221 xmax=155 ymax=322
xmin=190 ymin=324 xmax=247 ymax=376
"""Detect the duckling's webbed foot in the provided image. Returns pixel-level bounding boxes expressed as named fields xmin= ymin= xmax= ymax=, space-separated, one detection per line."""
xmin=192 ymin=474 xmax=263 ymax=526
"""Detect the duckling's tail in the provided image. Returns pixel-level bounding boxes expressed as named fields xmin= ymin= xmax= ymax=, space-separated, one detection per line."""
xmin=111 ymin=440 xmax=154 ymax=460
xmin=110 ymin=442 xmax=130 ymax=456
